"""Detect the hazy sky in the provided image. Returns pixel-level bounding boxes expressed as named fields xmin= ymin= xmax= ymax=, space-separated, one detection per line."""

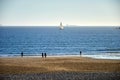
xmin=0 ymin=0 xmax=120 ymax=26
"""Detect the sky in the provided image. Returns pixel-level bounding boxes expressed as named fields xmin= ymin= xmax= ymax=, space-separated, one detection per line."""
xmin=0 ymin=0 xmax=120 ymax=26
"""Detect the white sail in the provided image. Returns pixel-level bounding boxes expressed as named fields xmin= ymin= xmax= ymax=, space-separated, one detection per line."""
xmin=60 ymin=22 xmax=64 ymax=30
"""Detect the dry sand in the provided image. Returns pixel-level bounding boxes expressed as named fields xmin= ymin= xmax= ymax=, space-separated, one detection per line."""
xmin=0 ymin=57 xmax=120 ymax=74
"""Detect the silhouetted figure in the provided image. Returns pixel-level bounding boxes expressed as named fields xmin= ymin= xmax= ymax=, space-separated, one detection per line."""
xmin=42 ymin=53 xmax=44 ymax=58
xmin=21 ymin=52 xmax=23 ymax=57
xmin=80 ymin=51 xmax=82 ymax=56
xmin=44 ymin=53 xmax=47 ymax=58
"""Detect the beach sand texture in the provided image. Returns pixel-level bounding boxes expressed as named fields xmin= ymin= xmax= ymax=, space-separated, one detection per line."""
xmin=0 ymin=57 xmax=120 ymax=74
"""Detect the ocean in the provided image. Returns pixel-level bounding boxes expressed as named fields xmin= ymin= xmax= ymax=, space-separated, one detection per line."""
xmin=0 ymin=26 xmax=120 ymax=59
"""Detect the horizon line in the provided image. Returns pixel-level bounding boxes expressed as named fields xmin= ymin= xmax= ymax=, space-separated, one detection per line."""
xmin=0 ymin=25 xmax=119 ymax=28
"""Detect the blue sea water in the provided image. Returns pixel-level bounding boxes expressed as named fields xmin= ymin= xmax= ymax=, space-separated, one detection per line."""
xmin=0 ymin=26 xmax=120 ymax=59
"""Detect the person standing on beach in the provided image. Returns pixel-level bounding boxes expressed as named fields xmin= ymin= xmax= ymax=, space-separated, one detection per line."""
xmin=44 ymin=53 xmax=47 ymax=58
xmin=21 ymin=52 xmax=23 ymax=57
xmin=80 ymin=51 xmax=82 ymax=56
xmin=42 ymin=53 xmax=44 ymax=58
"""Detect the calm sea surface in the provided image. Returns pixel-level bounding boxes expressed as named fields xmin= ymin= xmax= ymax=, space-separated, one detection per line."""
xmin=0 ymin=26 xmax=120 ymax=59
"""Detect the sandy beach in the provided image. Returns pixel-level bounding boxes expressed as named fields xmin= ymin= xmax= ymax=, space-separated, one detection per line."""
xmin=0 ymin=57 xmax=120 ymax=80
xmin=0 ymin=57 xmax=120 ymax=74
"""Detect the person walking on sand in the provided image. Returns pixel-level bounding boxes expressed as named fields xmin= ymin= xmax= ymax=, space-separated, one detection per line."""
xmin=42 ymin=53 xmax=44 ymax=58
xmin=80 ymin=51 xmax=82 ymax=56
xmin=21 ymin=52 xmax=23 ymax=57
xmin=44 ymin=53 xmax=47 ymax=58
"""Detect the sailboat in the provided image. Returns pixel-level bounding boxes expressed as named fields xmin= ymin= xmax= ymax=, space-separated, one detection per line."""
xmin=60 ymin=22 xmax=64 ymax=30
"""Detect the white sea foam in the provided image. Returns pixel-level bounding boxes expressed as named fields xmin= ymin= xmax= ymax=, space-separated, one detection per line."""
xmin=82 ymin=54 xmax=120 ymax=60
xmin=0 ymin=53 xmax=120 ymax=60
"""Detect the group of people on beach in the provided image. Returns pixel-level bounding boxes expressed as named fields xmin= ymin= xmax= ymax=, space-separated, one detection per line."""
xmin=21 ymin=51 xmax=81 ymax=57
xmin=21 ymin=52 xmax=47 ymax=58
xmin=42 ymin=53 xmax=47 ymax=58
